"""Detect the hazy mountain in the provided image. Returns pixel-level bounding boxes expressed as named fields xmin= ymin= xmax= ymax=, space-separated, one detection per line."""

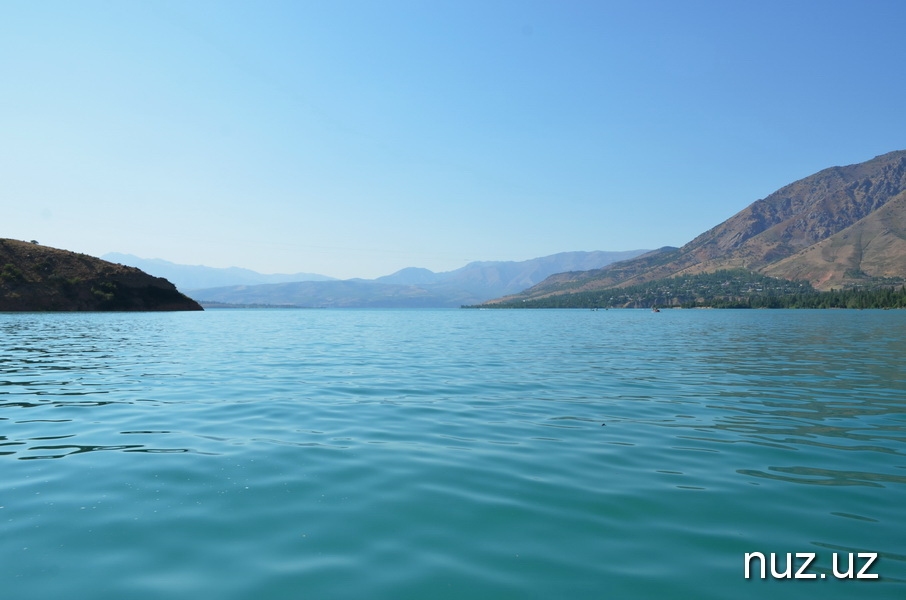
xmin=375 ymin=267 xmax=440 ymax=286
xmin=187 ymin=250 xmax=649 ymax=308
xmin=491 ymin=150 xmax=906 ymax=302
xmin=371 ymin=250 xmax=648 ymax=295
xmin=1 ymin=239 xmax=201 ymax=311
xmin=191 ymin=280 xmax=473 ymax=308
xmin=102 ymin=253 xmax=335 ymax=291
xmin=435 ymin=251 xmax=648 ymax=297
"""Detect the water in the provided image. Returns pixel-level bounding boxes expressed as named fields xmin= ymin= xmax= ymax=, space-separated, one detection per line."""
xmin=1 ymin=308 xmax=904 ymax=599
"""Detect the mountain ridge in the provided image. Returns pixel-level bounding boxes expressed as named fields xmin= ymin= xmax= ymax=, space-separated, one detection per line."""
xmin=102 ymin=253 xmax=336 ymax=291
xmin=489 ymin=150 xmax=906 ymax=303
xmin=178 ymin=250 xmax=649 ymax=308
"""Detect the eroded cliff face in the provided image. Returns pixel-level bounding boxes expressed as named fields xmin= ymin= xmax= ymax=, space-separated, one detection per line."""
xmin=0 ymin=239 xmax=202 ymax=311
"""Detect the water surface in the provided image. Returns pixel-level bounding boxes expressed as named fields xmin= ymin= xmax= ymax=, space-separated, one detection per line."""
xmin=1 ymin=309 xmax=904 ymax=598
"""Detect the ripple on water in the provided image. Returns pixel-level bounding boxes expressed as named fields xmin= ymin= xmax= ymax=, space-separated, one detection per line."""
xmin=1 ymin=309 xmax=905 ymax=599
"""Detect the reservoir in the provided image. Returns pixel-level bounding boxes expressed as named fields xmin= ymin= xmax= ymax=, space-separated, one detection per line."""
xmin=2 ymin=308 xmax=904 ymax=599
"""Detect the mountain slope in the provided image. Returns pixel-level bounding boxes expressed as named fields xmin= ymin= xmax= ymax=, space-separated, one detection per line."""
xmin=434 ymin=251 xmax=648 ymax=298
xmin=494 ymin=150 xmax=906 ymax=301
xmin=763 ymin=190 xmax=906 ymax=287
xmin=1 ymin=240 xmax=202 ymax=311
xmin=672 ymin=149 xmax=906 ymax=276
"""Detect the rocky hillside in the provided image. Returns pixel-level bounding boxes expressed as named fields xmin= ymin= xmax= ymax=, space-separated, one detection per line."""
xmin=762 ymin=190 xmax=906 ymax=287
xmin=0 ymin=239 xmax=203 ymax=311
xmin=492 ymin=150 xmax=906 ymax=302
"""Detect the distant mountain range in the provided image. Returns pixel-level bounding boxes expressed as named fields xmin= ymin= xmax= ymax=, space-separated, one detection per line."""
xmin=101 ymin=253 xmax=336 ymax=290
xmin=103 ymin=150 xmax=906 ymax=309
xmin=107 ymin=251 xmax=649 ymax=308
xmin=487 ymin=150 xmax=906 ymax=304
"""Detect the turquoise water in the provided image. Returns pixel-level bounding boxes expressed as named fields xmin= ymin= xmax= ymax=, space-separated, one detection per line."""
xmin=1 ymin=308 xmax=904 ymax=599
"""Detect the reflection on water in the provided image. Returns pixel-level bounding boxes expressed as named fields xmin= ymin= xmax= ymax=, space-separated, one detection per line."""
xmin=21 ymin=444 xmax=174 ymax=460
xmin=738 ymin=466 xmax=906 ymax=487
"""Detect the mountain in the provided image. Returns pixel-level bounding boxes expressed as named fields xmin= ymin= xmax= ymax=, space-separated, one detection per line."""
xmin=762 ymin=190 xmax=906 ymax=286
xmin=432 ymin=251 xmax=648 ymax=297
xmin=102 ymin=253 xmax=335 ymax=291
xmin=490 ymin=150 xmax=906 ymax=303
xmin=187 ymin=250 xmax=649 ymax=308
xmin=370 ymin=250 xmax=648 ymax=297
xmin=1 ymin=239 xmax=202 ymax=311
xmin=191 ymin=280 xmax=471 ymax=308
xmin=375 ymin=267 xmax=440 ymax=286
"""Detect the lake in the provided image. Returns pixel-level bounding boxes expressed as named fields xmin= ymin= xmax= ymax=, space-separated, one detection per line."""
xmin=1 ymin=308 xmax=904 ymax=599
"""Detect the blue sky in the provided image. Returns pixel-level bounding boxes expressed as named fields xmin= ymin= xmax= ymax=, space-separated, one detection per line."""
xmin=3 ymin=0 xmax=905 ymax=279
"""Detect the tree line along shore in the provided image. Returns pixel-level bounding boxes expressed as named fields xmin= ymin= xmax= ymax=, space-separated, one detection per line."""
xmin=468 ymin=270 xmax=906 ymax=309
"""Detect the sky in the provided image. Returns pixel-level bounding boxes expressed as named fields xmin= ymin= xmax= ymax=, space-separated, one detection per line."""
xmin=3 ymin=0 xmax=905 ymax=280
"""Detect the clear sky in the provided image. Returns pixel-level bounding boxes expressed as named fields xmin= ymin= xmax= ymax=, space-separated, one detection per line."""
xmin=3 ymin=0 xmax=905 ymax=279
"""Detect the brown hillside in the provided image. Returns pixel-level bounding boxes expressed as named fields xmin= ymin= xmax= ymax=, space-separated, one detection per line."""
xmin=763 ymin=191 xmax=906 ymax=290
xmin=492 ymin=150 xmax=906 ymax=303
xmin=672 ymin=150 xmax=906 ymax=278
xmin=0 ymin=239 xmax=203 ymax=311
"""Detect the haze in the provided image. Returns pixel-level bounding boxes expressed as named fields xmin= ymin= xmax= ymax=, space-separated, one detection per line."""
xmin=3 ymin=0 xmax=905 ymax=279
